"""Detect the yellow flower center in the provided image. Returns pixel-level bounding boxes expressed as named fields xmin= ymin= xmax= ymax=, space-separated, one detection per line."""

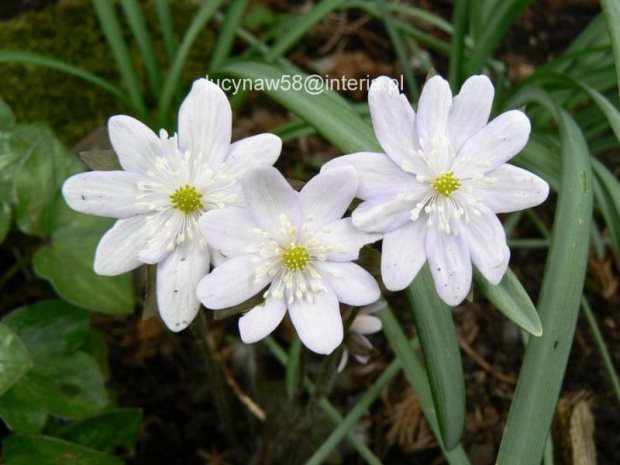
xmin=170 ymin=185 xmax=203 ymax=214
xmin=432 ymin=172 xmax=461 ymax=197
xmin=282 ymin=246 xmax=310 ymax=272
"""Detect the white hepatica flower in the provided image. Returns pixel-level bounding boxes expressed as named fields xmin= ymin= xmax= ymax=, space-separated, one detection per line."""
xmin=323 ymin=75 xmax=549 ymax=305
xmin=338 ymin=300 xmax=384 ymax=372
xmin=62 ymin=78 xmax=282 ymax=331
xmin=196 ymin=166 xmax=381 ymax=355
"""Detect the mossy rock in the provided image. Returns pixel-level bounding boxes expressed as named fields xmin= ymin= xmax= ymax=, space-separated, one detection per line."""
xmin=0 ymin=0 xmax=214 ymax=144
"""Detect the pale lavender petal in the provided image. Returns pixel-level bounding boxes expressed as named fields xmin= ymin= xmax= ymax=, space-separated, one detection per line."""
xmin=447 ymin=75 xmax=494 ymax=153
xmin=63 ymin=171 xmax=150 ymax=219
xmin=416 ymin=76 xmax=453 ymax=142
xmin=454 ymin=110 xmax=531 ymax=178
xmin=224 ymin=133 xmax=281 ymax=177
xmin=157 ymin=241 xmax=210 ymax=332
xmin=315 ymin=261 xmax=380 ymax=306
xmin=321 ymin=152 xmax=415 ymax=200
xmin=199 ymin=207 xmax=260 ymax=258
xmin=288 ymin=289 xmax=343 ymax=355
xmin=466 ymin=208 xmax=510 ymax=284
xmin=178 ymin=79 xmax=232 ymax=168
xmin=108 ymin=115 xmax=163 ymax=174
xmin=300 ymin=166 xmax=357 ymax=228
xmin=238 ymin=297 xmax=287 ymax=344
xmin=369 ymin=76 xmax=426 ymax=173
xmin=426 ymin=228 xmax=472 ymax=306
xmin=197 ymin=255 xmax=270 ymax=310
xmin=352 ymin=193 xmax=418 ymax=233
xmin=350 ymin=314 xmax=382 ymax=335
xmin=315 ymin=218 xmax=381 ymax=262
xmin=381 ymin=219 xmax=427 ymax=291
xmin=242 ymin=166 xmax=299 ymax=238
xmin=94 ymin=216 xmax=147 ymax=275
xmin=471 ymin=164 xmax=549 ymax=213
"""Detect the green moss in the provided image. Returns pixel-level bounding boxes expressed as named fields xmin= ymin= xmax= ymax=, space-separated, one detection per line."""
xmin=0 ymin=0 xmax=214 ymax=144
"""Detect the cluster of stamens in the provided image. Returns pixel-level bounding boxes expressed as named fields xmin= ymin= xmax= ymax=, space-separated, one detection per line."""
xmin=170 ymin=185 xmax=203 ymax=214
xmin=248 ymin=214 xmax=347 ymax=304
xmin=399 ymin=135 xmax=499 ymax=236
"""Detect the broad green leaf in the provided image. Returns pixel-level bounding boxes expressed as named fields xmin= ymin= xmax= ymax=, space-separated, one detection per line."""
xmin=83 ymin=330 xmax=110 ymax=381
xmin=57 ymin=408 xmax=143 ymax=455
xmin=0 ymin=324 xmax=32 ymax=396
xmin=406 ymin=266 xmax=465 ymax=450
xmin=3 ymin=300 xmax=90 ymax=358
xmin=0 ymin=202 xmax=11 ymax=245
xmin=474 ymin=268 xmax=542 ymax=336
xmin=0 ymin=385 xmax=47 ymax=434
xmin=0 ymin=98 xmax=14 ymax=130
xmin=497 ymin=97 xmax=593 ymax=464
xmin=0 ymin=125 xmax=40 ymax=202
xmin=33 ymin=203 xmax=135 ymax=315
xmin=3 ymin=434 xmax=122 ymax=465
xmin=18 ymin=351 xmax=108 ymax=419
xmin=14 ymin=124 xmax=81 ymax=236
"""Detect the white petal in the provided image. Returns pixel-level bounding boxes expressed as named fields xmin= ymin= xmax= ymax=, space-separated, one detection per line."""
xmin=381 ymin=220 xmax=427 ymax=291
xmin=157 ymin=241 xmax=210 ymax=332
xmin=454 ymin=110 xmax=531 ymax=177
xmin=321 ymin=152 xmax=415 ymax=200
xmin=108 ymin=115 xmax=163 ymax=174
xmin=209 ymin=245 xmax=227 ymax=267
xmin=369 ymin=76 xmax=425 ymax=172
xmin=337 ymin=350 xmax=349 ymax=372
xmin=315 ymin=218 xmax=381 ymax=262
xmin=178 ymin=79 xmax=232 ymax=168
xmin=352 ymin=194 xmax=417 ymax=233
xmin=238 ymin=297 xmax=287 ymax=344
xmin=300 ymin=166 xmax=357 ymax=228
xmin=243 ymin=166 xmax=299 ymax=237
xmin=350 ymin=314 xmax=382 ymax=335
xmin=466 ymin=208 xmax=510 ymax=284
xmin=199 ymin=207 xmax=260 ymax=258
xmin=472 ymin=164 xmax=549 ymax=213
xmin=224 ymin=133 xmax=282 ymax=177
xmin=63 ymin=171 xmax=150 ymax=219
xmin=288 ymin=289 xmax=343 ymax=354
xmin=448 ymin=75 xmax=494 ymax=153
xmin=416 ymin=76 xmax=453 ymax=141
xmin=426 ymin=229 xmax=472 ymax=306
xmin=94 ymin=216 xmax=147 ymax=275
xmin=314 ymin=262 xmax=380 ymax=306
xmin=197 ymin=255 xmax=269 ymax=309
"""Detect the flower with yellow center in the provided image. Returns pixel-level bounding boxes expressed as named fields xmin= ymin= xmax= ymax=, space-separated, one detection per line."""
xmin=63 ymin=78 xmax=282 ymax=331
xmin=324 ymin=75 xmax=549 ymax=306
xmin=197 ymin=166 xmax=381 ymax=355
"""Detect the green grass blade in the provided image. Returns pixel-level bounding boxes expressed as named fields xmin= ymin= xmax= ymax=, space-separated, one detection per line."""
xmin=375 ymin=0 xmax=418 ymax=99
xmin=285 ymin=336 xmax=302 ymax=399
xmin=0 ymin=50 xmax=129 ymax=105
xmin=405 ymin=266 xmax=465 ymax=450
xmin=154 ymin=0 xmax=178 ymax=63
xmin=474 ymin=268 xmax=542 ymax=336
xmin=263 ymin=337 xmax=384 ymax=465
xmin=265 ymin=0 xmax=344 ymax=62
xmin=466 ymin=0 xmax=533 ymax=75
xmin=600 ymin=0 xmax=620 ymax=98
xmin=91 ymin=0 xmax=147 ymax=118
xmin=379 ymin=307 xmax=471 ymax=464
xmin=157 ymin=0 xmax=226 ymax=128
xmin=496 ymin=104 xmax=593 ymax=464
xmin=449 ymin=0 xmax=469 ymax=89
xmin=120 ymin=0 xmax=163 ymax=95
xmin=209 ymin=0 xmax=250 ymax=72
xmin=582 ymin=298 xmax=620 ymax=405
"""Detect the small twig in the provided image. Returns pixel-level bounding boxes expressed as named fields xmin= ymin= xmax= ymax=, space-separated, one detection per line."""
xmin=458 ymin=335 xmax=518 ymax=385
xmin=218 ymin=352 xmax=267 ymax=422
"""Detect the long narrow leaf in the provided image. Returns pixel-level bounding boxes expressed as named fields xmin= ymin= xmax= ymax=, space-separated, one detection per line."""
xmin=497 ymin=97 xmax=593 ymax=464
xmin=154 ymin=0 xmax=178 ymax=63
xmin=406 ymin=267 xmax=465 ymax=450
xmin=209 ymin=0 xmax=250 ymax=71
xmin=449 ymin=0 xmax=469 ymax=89
xmin=600 ymin=0 xmax=620 ymax=98
xmin=91 ymin=0 xmax=147 ymax=118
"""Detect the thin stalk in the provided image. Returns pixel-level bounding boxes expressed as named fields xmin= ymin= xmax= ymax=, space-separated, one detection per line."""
xmin=190 ymin=311 xmax=242 ymax=458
